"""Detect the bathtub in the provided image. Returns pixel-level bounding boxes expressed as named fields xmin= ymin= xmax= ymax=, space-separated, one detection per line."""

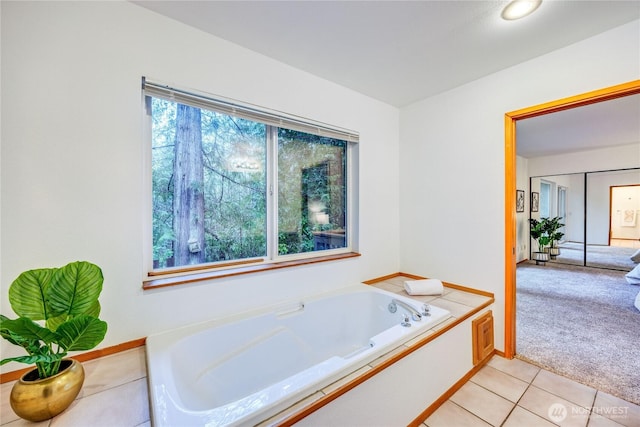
xmin=146 ymin=284 xmax=451 ymax=426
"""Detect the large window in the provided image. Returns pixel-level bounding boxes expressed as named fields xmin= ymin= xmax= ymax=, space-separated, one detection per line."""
xmin=143 ymin=79 xmax=357 ymax=276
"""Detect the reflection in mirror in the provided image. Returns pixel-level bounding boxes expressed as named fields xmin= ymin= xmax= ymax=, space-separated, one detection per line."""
xmin=531 ymin=168 xmax=640 ymax=271
xmin=586 ymin=169 xmax=640 ymax=270
xmin=530 ymin=174 xmax=584 ymax=267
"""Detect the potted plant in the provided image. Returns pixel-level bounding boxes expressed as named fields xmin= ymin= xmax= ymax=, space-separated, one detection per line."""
xmin=545 ymin=216 xmax=565 ymax=259
xmin=529 ymin=218 xmax=551 ymax=264
xmin=0 ymin=261 xmax=108 ymax=422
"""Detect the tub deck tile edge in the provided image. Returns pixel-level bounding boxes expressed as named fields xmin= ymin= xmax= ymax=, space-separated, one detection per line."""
xmin=269 ymin=276 xmax=495 ymax=426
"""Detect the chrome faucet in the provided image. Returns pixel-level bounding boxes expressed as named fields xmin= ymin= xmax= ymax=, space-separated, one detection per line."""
xmin=422 ymin=303 xmax=431 ymax=317
xmin=388 ymin=299 xmax=422 ymax=321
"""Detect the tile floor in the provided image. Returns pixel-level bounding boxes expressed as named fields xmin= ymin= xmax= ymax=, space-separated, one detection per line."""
xmin=424 ymin=356 xmax=640 ymax=427
xmin=2 ymin=346 xmax=639 ymax=426
xmin=0 ymin=348 xmax=150 ymax=427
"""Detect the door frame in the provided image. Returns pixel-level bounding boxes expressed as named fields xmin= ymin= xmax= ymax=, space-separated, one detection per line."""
xmin=503 ymin=80 xmax=640 ymax=358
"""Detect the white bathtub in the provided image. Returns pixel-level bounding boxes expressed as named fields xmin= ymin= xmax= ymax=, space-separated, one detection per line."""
xmin=146 ymin=284 xmax=451 ymax=426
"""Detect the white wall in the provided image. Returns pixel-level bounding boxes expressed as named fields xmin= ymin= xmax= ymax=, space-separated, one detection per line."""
xmin=0 ymin=1 xmax=401 ymax=371
xmin=587 ymin=169 xmax=640 ymax=244
xmin=526 ymin=146 xmax=640 ymax=246
xmin=400 ymin=19 xmax=640 ymax=352
xmin=528 ymin=144 xmax=640 ymax=177
xmin=515 ymin=156 xmax=529 ymax=262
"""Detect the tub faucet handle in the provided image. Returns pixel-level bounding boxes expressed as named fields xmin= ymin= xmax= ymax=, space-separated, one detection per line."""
xmin=401 ymin=313 xmax=411 ymax=327
xmin=422 ymin=304 xmax=431 ymax=317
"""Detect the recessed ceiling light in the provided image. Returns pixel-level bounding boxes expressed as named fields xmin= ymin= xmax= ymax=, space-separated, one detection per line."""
xmin=501 ymin=0 xmax=542 ymax=20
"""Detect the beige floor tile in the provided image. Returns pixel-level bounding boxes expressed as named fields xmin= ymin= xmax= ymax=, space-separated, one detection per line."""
xmin=79 ymin=347 xmax=147 ymax=398
xmin=424 ymin=400 xmax=492 ymax=427
xmin=1 ymin=380 xmax=19 ymax=425
xmin=470 ymin=365 xmax=529 ymax=403
xmin=502 ymin=406 xmax=556 ymax=427
xmin=488 ymin=356 xmax=540 ymax=383
xmin=518 ymin=385 xmax=589 ymax=427
xmin=450 ymin=381 xmax=514 ymax=426
xmin=1 ymin=416 xmax=50 ymax=427
xmin=49 ymin=378 xmax=149 ymax=427
xmin=532 ymin=369 xmax=596 ymax=409
xmin=593 ymin=391 xmax=640 ymax=427
xmin=441 ymin=290 xmax=492 ymax=308
xmin=587 ymin=413 xmax=626 ymax=427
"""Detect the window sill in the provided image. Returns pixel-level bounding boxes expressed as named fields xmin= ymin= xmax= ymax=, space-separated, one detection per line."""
xmin=142 ymin=252 xmax=361 ymax=290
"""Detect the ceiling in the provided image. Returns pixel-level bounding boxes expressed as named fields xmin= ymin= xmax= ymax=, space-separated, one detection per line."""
xmin=516 ymin=94 xmax=640 ymax=158
xmin=132 ymin=0 xmax=640 ymax=158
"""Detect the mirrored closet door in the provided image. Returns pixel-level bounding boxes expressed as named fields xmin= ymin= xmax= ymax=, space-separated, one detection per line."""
xmin=530 ymin=167 xmax=640 ymax=271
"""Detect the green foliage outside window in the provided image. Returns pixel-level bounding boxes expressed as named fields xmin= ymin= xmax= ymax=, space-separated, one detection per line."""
xmin=150 ymin=97 xmax=347 ymax=270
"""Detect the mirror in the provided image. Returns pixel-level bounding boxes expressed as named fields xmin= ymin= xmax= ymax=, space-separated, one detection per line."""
xmin=530 ymin=168 xmax=640 ymax=271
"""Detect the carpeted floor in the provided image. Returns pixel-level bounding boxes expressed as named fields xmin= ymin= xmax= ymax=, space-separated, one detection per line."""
xmin=553 ymin=242 xmax=637 ymax=271
xmin=516 ymin=261 xmax=640 ymax=405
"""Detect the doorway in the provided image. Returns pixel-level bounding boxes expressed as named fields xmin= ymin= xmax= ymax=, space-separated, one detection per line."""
xmin=610 ymin=184 xmax=640 ymax=246
xmin=503 ymin=80 xmax=640 ymax=358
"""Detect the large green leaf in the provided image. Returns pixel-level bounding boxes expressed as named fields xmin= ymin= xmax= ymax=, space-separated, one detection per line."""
xmin=0 ymin=316 xmax=57 ymax=345
xmin=45 ymin=301 xmax=100 ymax=331
xmin=8 ymin=268 xmax=57 ymax=320
xmin=0 ymin=353 xmax=63 ymax=366
xmin=47 ymin=261 xmax=103 ymax=318
xmin=55 ymin=315 xmax=107 ymax=351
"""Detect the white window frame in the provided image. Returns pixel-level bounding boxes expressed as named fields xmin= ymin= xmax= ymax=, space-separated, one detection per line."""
xmin=141 ymin=78 xmax=359 ymax=281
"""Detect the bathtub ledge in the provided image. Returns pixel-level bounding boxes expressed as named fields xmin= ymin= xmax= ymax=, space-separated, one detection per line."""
xmin=263 ymin=273 xmax=495 ymax=426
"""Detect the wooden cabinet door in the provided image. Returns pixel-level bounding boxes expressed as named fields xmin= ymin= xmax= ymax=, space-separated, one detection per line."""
xmin=472 ymin=310 xmax=494 ymax=365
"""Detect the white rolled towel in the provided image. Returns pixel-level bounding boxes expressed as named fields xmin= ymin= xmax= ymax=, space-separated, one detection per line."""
xmin=404 ymin=279 xmax=444 ymax=296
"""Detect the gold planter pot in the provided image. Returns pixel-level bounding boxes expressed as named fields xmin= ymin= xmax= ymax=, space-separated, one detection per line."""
xmin=10 ymin=359 xmax=85 ymax=422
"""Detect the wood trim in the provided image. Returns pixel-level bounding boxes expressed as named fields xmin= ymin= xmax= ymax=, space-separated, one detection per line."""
xmin=363 ymin=272 xmax=495 ymax=298
xmin=143 ymin=252 xmax=361 ymax=290
xmin=275 ymin=300 xmax=494 ymax=426
xmin=147 ymin=257 xmax=265 ymax=276
xmin=504 ymin=111 xmax=517 ymax=359
xmin=507 ymin=80 xmax=640 ymax=120
xmin=504 ymin=79 xmax=640 ymax=359
xmin=408 ymin=349 xmax=496 ymax=427
xmin=0 ymin=338 xmax=146 ymax=384
xmin=361 ymin=272 xmax=407 ymax=284
xmin=442 ymin=282 xmax=494 ymax=298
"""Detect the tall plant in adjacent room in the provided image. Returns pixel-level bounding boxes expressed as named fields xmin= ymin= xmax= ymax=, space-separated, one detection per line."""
xmin=546 ymin=216 xmax=565 ymax=259
xmin=529 ymin=218 xmax=551 ymax=264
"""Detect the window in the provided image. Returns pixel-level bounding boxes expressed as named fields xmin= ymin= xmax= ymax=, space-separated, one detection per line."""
xmin=539 ymin=181 xmax=551 ymax=218
xmin=143 ymin=79 xmax=357 ymax=277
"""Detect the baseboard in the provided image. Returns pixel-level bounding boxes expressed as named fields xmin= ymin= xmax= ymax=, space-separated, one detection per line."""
xmin=407 ymin=350 xmax=496 ymax=427
xmin=0 ymin=337 xmax=146 ymax=384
